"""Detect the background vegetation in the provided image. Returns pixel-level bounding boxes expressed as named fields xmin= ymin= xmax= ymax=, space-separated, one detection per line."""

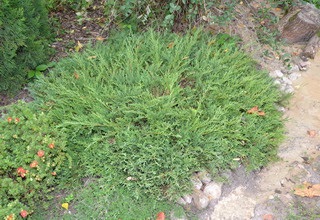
xmin=5 ymin=0 xmax=320 ymax=218
xmin=0 ymin=0 xmax=52 ymax=93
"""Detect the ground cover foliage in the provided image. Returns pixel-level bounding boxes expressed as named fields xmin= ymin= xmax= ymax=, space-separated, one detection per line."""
xmin=0 ymin=0 xmax=52 ymax=93
xmin=0 ymin=103 xmax=72 ymax=219
xmin=24 ymin=29 xmax=284 ymax=218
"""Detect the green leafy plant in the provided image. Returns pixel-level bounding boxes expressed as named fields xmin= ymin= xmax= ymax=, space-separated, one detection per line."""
xmin=27 ymin=62 xmax=56 ymax=79
xmin=0 ymin=102 xmax=72 ymax=219
xmin=0 ymin=0 xmax=53 ymax=93
xmin=30 ymin=29 xmax=284 ymax=209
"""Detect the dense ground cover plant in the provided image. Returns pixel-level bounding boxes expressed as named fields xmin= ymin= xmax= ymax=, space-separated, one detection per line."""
xmin=0 ymin=0 xmax=52 ymax=93
xmin=0 ymin=103 xmax=72 ymax=219
xmin=30 ymin=29 xmax=284 ymax=211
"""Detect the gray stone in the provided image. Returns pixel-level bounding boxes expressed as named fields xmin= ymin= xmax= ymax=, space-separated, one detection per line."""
xmin=288 ymin=72 xmax=301 ymax=81
xmin=191 ymin=176 xmax=203 ymax=190
xmin=177 ymin=197 xmax=187 ymax=206
xmin=289 ymin=64 xmax=300 ymax=73
xmin=282 ymin=76 xmax=292 ymax=85
xmin=182 ymin=194 xmax=192 ymax=204
xmin=269 ymin=70 xmax=283 ymax=78
xmin=192 ymin=190 xmax=210 ymax=210
xmin=210 ymin=186 xmax=256 ymax=219
xmin=197 ymin=171 xmax=212 ymax=184
xmin=203 ymin=182 xmax=222 ymax=201
xmin=284 ymin=85 xmax=294 ymax=94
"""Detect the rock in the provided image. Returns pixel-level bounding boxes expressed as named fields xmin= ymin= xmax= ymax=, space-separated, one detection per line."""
xmin=280 ymin=4 xmax=320 ymax=44
xmin=303 ymin=34 xmax=320 ymax=59
xmin=282 ymin=76 xmax=292 ymax=85
xmin=274 ymin=79 xmax=281 ymax=85
xmin=197 ymin=171 xmax=212 ymax=184
xmin=288 ymin=72 xmax=301 ymax=81
xmin=210 ymin=186 xmax=256 ymax=219
xmin=192 ymin=190 xmax=210 ymax=210
xmin=269 ymin=70 xmax=283 ymax=78
xmin=289 ymin=64 xmax=300 ymax=73
xmin=284 ymin=85 xmax=294 ymax=94
xmin=182 ymin=195 xmax=192 ymax=204
xmin=191 ymin=177 xmax=203 ymax=190
xmin=177 ymin=197 xmax=187 ymax=206
xmin=203 ymin=182 xmax=222 ymax=201
xmin=298 ymin=61 xmax=311 ymax=71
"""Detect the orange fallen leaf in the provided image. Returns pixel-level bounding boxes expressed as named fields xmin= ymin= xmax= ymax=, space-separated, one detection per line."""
xmin=74 ymin=72 xmax=79 ymax=79
xmin=96 ymin=36 xmax=105 ymax=41
xmin=294 ymin=182 xmax=320 ymax=198
xmin=307 ymin=130 xmax=317 ymax=138
xmin=167 ymin=42 xmax=174 ymax=49
xmin=258 ymin=111 xmax=265 ymax=116
xmin=247 ymin=106 xmax=259 ymax=114
xmin=156 ymin=212 xmax=165 ymax=220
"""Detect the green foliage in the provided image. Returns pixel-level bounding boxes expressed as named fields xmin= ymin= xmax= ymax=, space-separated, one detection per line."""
xmin=46 ymin=0 xmax=93 ymax=11
xmin=303 ymin=0 xmax=320 ymax=8
xmin=0 ymin=0 xmax=52 ymax=93
xmin=0 ymin=103 xmax=72 ymax=219
xmin=33 ymin=178 xmax=179 ymax=219
xmin=30 ymin=29 xmax=284 ymax=207
xmin=104 ymin=0 xmax=237 ymax=30
xmin=27 ymin=62 xmax=56 ymax=79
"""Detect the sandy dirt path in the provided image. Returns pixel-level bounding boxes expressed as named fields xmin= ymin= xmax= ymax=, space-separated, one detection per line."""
xmin=209 ymin=55 xmax=320 ymax=220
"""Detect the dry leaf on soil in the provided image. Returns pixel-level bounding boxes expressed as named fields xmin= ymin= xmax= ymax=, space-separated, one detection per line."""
xmin=247 ymin=106 xmax=259 ymax=114
xmin=307 ymin=130 xmax=317 ymax=138
xmin=96 ymin=36 xmax=105 ymax=41
xmin=167 ymin=42 xmax=174 ymax=49
xmin=247 ymin=106 xmax=265 ymax=116
xmin=75 ymin=41 xmax=83 ymax=52
xmin=294 ymin=182 xmax=320 ymax=198
xmin=74 ymin=72 xmax=79 ymax=79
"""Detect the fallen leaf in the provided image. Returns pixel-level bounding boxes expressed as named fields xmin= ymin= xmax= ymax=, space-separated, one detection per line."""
xmin=61 ymin=203 xmax=69 ymax=210
xmin=258 ymin=111 xmax=265 ymax=116
xmin=74 ymin=72 xmax=79 ymax=79
xmin=294 ymin=182 xmax=320 ymax=198
xmin=75 ymin=41 xmax=83 ymax=52
xmin=96 ymin=36 xmax=105 ymax=41
xmin=88 ymin=56 xmax=97 ymax=59
xmin=156 ymin=212 xmax=165 ymax=220
xmin=247 ymin=106 xmax=259 ymax=114
xmin=307 ymin=130 xmax=317 ymax=138
xmin=167 ymin=42 xmax=174 ymax=49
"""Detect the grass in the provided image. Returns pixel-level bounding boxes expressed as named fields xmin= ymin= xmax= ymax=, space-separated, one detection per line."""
xmin=26 ymin=29 xmax=285 ymax=218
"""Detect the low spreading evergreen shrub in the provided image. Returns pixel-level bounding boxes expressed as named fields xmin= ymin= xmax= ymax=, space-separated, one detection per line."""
xmin=0 ymin=0 xmax=52 ymax=93
xmin=0 ymin=103 xmax=72 ymax=219
xmin=30 ymin=30 xmax=284 ymax=205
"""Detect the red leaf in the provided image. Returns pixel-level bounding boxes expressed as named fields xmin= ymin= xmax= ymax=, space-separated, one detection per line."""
xmin=247 ymin=106 xmax=259 ymax=114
